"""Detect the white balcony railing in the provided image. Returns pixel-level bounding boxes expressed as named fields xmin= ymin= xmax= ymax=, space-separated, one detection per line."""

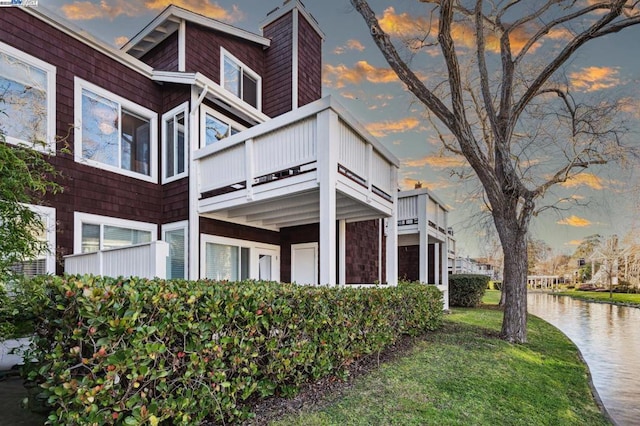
xmin=64 ymin=241 xmax=169 ymax=279
xmin=194 ymin=96 xmax=398 ymax=213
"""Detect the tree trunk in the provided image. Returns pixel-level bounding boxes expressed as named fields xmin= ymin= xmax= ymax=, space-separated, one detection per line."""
xmin=496 ymin=224 xmax=529 ymax=343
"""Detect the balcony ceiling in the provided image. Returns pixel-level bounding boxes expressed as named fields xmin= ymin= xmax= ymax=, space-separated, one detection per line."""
xmin=202 ymin=189 xmax=387 ymax=230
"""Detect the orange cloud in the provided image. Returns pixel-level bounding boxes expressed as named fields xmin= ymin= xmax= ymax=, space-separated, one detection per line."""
xmin=334 ymin=39 xmax=365 ymax=55
xmin=378 ymin=6 xmax=572 ymax=55
xmin=323 ymin=61 xmax=398 ymax=89
xmin=366 ymin=117 xmax=420 ymax=138
xmin=557 ymin=215 xmax=592 ymax=227
xmin=565 ymin=239 xmax=584 ymax=246
xmin=114 ymin=35 xmax=129 ymax=47
xmin=569 ymin=66 xmax=620 ymax=92
xmin=404 ymin=155 xmax=467 ymax=169
xmin=62 ymin=0 xmax=243 ymax=22
xmin=560 ymin=173 xmax=604 ymax=190
xmin=401 ymin=177 xmax=452 ymax=191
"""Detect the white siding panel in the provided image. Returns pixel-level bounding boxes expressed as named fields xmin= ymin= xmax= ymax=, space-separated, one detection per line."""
xmin=199 ymin=145 xmax=245 ymax=192
xmin=338 ymin=119 xmax=367 ymax=178
xmin=371 ymin=150 xmax=392 ymax=194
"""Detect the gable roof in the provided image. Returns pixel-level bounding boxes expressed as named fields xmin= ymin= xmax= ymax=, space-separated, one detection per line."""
xmin=123 ymin=5 xmax=271 ymax=59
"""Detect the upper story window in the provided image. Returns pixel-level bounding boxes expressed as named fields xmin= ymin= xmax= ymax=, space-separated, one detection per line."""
xmin=162 ymin=102 xmax=188 ymax=183
xmin=74 ymin=78 xmax=157 ymax=182
xmin=0 ymin=42 xmax=56 ymax=152
xmin=221 ymin=48 xmax=261 ymax=110
xmin=200 ymin=104 xmax=245 ymax=148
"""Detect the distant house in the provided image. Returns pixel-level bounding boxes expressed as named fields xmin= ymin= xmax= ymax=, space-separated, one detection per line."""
xmin=1 ymin=1 xmax=401 ymax=286
xmin=397 ymin=187 xmax=451 ymax=309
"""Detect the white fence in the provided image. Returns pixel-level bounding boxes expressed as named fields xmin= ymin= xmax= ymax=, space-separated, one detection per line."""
xmin=64 ymin=241 xmax=169 ymax=279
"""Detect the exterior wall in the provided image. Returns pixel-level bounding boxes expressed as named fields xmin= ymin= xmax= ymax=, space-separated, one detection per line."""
xmin=185 ymin=22 xmax=265 ymax=88
xmin=263 ymin=13 xmax=293 ymax=117
xmin=297 ymin=14 xmax=322 ymax=107
xmin=0 ymin=9 xmax=164 ymax=275
xmin=279 ymin=223 xmax=319 ymax=283
xmin=140 ymin=32 xmax=179 ymax=71
xmin=398 ymin=245 xmax=419 ymax=282
xmin=345 ymin=220 xmax=382 ymax=284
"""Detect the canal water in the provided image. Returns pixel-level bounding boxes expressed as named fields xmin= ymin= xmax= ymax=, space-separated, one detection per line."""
xmin=527 ymin=293 xmax=640 ymax=425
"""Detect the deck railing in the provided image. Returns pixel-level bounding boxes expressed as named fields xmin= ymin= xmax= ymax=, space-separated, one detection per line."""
xmin=194 ymin=96 xmax=398 ymax=205
xmin=64 ymin=241 xmax=169 ymax=279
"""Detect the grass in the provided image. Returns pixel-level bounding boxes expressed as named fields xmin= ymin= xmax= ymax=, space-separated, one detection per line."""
xmin=271 ymin=295 xmax=609 ymax=426
xmin=555 ymin=290 xmax=640 ymax=307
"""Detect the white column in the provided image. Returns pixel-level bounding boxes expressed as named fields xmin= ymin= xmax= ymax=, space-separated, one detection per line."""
xmin=418 ymin=194 xmax=428 ymax=283
xmin=434 ymin=243 xmax=440 ymax=285
xmin=440 ymin=238 xmax=449 ymax=310
xmin=339 ymin=219 xmax=346 ymax=286
xmin=317 ymin=109 xmax=338 ymax=286
xmin=385 ymin=168 xmax=398 ymax=286
xmin=188 ymin=86 xmax=201 ymax=280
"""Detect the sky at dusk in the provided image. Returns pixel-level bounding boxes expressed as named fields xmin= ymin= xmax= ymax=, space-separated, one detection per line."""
xmin=27 ymin=0 xmax=640 ymax=257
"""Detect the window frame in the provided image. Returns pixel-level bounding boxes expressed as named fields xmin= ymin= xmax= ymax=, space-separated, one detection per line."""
xmin=161 ymin=102 xmax=189 ymax=184
xmin=220 ymin=48 xmax=262 ymax=111
xmin=74 ymin=77 xmax=158 ymax=183
xmin=162 ymin=221 xmax=188 ymax=280
xmin=73 ymin=212 xmax=157 ymax=254
xmin=200 ymin=234 xmax=279 ymax=281
xmin=200 ymin=104 xmax=246 ymax=148
xmin=0 ymin=41 xmax=56 ymax=153
xmin=18 ymin=204 xmax=57 ymax=275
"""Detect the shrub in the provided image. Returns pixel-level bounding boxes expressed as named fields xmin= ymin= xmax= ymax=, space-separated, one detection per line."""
xmin=449 ymin=274 xmax=490 ymax=307
xmin=20 ymin=276 xmax=443 ymax=425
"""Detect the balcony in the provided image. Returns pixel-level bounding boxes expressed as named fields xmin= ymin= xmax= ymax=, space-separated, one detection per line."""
xmin=194 ymin=96 xmax=398 ymax=229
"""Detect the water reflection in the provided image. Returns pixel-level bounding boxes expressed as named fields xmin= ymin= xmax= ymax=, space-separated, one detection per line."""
xmin=528 ymin=294 xmax=640 ymax=425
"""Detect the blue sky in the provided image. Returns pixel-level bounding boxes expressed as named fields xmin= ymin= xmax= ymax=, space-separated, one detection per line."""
xmin=35 ymin=0 xmax=640 ymax=257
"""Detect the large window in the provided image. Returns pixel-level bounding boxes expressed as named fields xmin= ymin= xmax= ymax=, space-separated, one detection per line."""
xmin=0 ymin=42 xmax=56 ymax=151
xmin=162 ymin=221 xmax=187 ymax=280
xmin=221 ymin=48 xmax=261 ymax=110
xmin=74 ymin=212 xmax=156 ymax=254
xmin=201 ymin=235 xmax=279 ymax=281
xmin=200 ymin=105 xmax=245 ymax=147
xmin=74 ymin=78 xmax=157 ymax=182
xmin=162 ymin=103 xmax=188 ymax=183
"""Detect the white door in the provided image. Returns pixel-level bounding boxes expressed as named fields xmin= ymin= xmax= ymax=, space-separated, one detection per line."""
xmin=291 ymin=243 xmax=318 ymax=285
xmin=256 ymin=248 xmax=279 ymax=281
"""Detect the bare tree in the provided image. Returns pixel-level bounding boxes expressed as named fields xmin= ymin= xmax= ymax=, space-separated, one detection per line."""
xmin=350 ymin=0 xmax=640 ymax=342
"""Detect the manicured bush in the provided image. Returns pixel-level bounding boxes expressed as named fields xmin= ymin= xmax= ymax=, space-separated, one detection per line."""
xmin=449 ymin=274 xmax=490 ymax=307
xmin=20 ymin=276 xmax=443 ymax=425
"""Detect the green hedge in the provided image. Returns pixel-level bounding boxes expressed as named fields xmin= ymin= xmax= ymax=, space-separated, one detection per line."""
xmin=22 ymin=276 xmax=443 ymax=425
xmin=449 ymin=274 xmax=490 ymax=307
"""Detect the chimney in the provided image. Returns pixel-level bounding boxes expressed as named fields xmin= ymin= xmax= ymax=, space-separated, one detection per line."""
xmin=261 ymin=1 xmax=324 ymax=117
xmin=414 ymin=181 xmax=423 ymax=189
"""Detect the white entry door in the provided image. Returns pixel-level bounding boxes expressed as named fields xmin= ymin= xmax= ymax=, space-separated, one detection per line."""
xmin=291 ymin=243 xmax=318 ymax=285
xmin=256 ymin=248 xmax=279 ymax=281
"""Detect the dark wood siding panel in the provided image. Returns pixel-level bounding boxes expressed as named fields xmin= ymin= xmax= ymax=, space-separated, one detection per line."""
xmin=1 ymin=9 xmax=164 ymax=274
xmin=398 ymin=245 xmax=420 ymax=282
xmin=184 ymin=23 xmax=264 ymax=87
xmin=345 ymin=220 xmax=382 ymax=284
xmin=279 ymin=224 xmax=319 ymax=283
xmin=140 ymin=32 xmax=179 ymax=71
xmin=199 ymin=218 xmax=280 ymax=246
xmin=297 ymin=15 xmax=322 ymax=107
xmin=162 ymin=178 xmax=189 ymax=222
xmin=263 ymin=13 xmax=293 ymax=117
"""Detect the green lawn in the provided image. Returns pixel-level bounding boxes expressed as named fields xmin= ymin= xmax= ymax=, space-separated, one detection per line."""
xmin=555 ymin=290 xmax=640 ymax=307
xmin=271 ymin=303 xmax=609 ymax=426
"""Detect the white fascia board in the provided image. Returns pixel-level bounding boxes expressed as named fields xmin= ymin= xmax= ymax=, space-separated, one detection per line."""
xmin=151 ymin=71 xmax=270 ymax=124
xmin=23 ymin=6 xmax=153 ymax=78
xmin=260 ymin=0 xmax=325 ymax=41
xmin=124 ymin=5 xmax=270 ymax=55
